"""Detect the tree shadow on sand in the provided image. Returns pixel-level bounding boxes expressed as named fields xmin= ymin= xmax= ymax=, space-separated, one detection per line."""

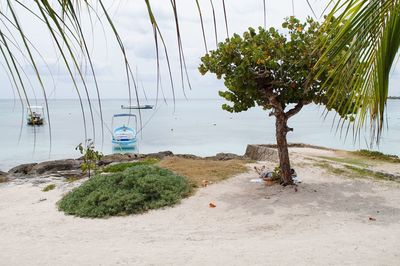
xmin=217 ymin=174 xmax=400 ymax=224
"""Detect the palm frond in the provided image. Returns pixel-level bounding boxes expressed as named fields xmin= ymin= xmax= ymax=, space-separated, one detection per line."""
xmin=318 ymin=0 xmax=400 ymax=141
xmin=0 ymin=0 xmax=134 ymax=147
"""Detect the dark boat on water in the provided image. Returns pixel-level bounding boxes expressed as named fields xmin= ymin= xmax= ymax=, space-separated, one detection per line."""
xmin=121 ymin=104 xmax=154 ymax=110
xmin=27 ymin=106 xmax=44 ymax=126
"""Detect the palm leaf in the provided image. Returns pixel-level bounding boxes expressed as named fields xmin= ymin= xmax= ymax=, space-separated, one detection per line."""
xmin=318 ymin=0 xmax=400 ymax=141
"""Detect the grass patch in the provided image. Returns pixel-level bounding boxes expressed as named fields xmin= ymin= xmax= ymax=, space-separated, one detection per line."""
xmin=343 ymin=165 xmax=393 ymax=181
xmin=157 ymin=157 xmax=249 ymax=187
xmin=102 ymin=158 xmax=160 ymax=173
xmin=314 ymin=162 xmax=348 ymax=176
xmin=0 ymin=177 xmax=8 ymax=183
xmin=43 ymin=184 xmax=56 ymax=192
xmin=58 ymin=165 xmax=191 ymax=218
xmin=66 ymin=176 xmax=81 ymax=183
xmin=317 ymin=156 xmax=368 ymax=167
xmin=314 ymin=161 xmax=398 ymax=182
xmin=352 ymin=150 xmax=400 ymax=163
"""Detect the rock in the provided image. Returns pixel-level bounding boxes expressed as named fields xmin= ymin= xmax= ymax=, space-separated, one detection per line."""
xmin=142 ymin=151 xmax=174 ymax=160
xmin=57 ymin=169 xmax=86 ymax=179
xmin=176 ymin=154 xmax=202 ymax=160
xmin=98 ymin=153 xmax=140 ymax=166
xmin=245 ymin=144 xmax=279 ymax=162
xmin=98 ymin=151 xmax=174 ymax=166
xmin=8 ymin=163 xmax=38 ymax=175
xmin=210 ymin=153 xmax=244 ymax=161
xmin=31 ymin=159 xmax=81 ymax=175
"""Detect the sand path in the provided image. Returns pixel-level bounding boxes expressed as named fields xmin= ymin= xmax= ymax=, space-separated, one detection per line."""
xmin=1 ymin=149 xmax=400 ymax=265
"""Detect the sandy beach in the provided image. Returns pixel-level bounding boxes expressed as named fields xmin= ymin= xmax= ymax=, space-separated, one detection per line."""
xmin=1 ymin=147 xmax=400 ymax=265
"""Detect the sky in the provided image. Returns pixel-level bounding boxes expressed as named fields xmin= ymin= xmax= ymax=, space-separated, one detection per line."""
xmin=1 ymin=0 xmax=399 ymax=100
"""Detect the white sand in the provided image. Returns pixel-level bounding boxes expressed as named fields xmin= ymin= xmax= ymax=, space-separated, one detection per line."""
xmin=1 ymin=148 xmax=400 ymax=265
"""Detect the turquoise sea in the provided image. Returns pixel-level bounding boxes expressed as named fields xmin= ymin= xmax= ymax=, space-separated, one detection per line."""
xmin=0 ymin=99 xmax=399 ymax=171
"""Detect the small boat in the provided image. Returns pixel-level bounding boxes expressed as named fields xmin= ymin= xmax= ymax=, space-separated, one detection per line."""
xmin=111 ymin=114 xmax=138 ymax=149
xmin=121 ymin=104 xmax=154 ymax=110
xmin=27 ymin=106 xmax=44 ymax=126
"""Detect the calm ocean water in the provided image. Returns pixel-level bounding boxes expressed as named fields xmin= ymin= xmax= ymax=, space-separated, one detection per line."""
xmin=0 ymin=99 xmax=399 ymax=171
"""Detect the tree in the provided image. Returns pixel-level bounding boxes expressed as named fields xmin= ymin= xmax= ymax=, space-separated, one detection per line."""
xmin=199 ymin=17 xmax=354 ymax=185
xmin=76 ymin=139 xmax=103 ymax=178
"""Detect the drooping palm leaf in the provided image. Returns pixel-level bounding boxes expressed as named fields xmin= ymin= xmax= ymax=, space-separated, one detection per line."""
xmin=0 ymin=0 xmax=321 ymax=148
xmin=0 ymin=0 xmax=135 ymax=148
xmin=319 ymin=0 xmax=400 ymax=141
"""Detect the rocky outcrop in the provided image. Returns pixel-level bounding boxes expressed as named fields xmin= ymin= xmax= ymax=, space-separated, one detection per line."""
xmin=245 ymin=144 xmax=279 ymax=162
xmin=142 ymin=151 xmax=174 ymax=160
xmin=8 ymin=163 xmax=38 ymax=175
xmin=98 ymin=153 xmax=139 ymax=166
xmin=7 ymin=160 xmax=81 ymax=176
xmin=175 ymin=152 xmax=245 ymax=161
xmin=206 ymin=153 xmax=245 ymax=161
xmin=31 ymin=159 xmax=81 ymax=175
xmin=175 ymin=154 xmax=202 ymax=160
xmin=98 ymin=151 xmax=174 ymax=166
xmin=5 ymin=150 xmax=247 ymax=180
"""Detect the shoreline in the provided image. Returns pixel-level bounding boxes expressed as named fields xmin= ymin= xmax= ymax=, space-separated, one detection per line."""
xmin=1 ymin=146 xmax=400 ymax=265
xmin=0 ymin=143 xmax=339 ymax=173
xmin=2 ymin=143 xmax=400 ymax=185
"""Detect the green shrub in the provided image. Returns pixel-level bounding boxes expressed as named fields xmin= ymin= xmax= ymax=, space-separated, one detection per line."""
xmin=353 ymin=150 xmax=400 ymax=163
xmin=76 ymin=140 xmax=103 ymax=178
xmin=43 ymin=184 xmax=56 ymax=192
xmin=58 ymin=165 xmax=191 ymax=218
xmin=102 ymin=158 xmax=160 ymax=173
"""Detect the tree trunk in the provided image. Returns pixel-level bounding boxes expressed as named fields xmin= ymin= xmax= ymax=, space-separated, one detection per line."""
xmin=275 ymin=113 xmax=293 ymax=185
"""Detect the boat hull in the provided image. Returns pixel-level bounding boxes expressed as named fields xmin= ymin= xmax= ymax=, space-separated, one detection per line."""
xmin=112 ymin=139 xmax=137 ymax=149
xmin=112 ymin=125 xmax=137 ymax=149
xmin=27 ymin=118 xmax=44 ymax=126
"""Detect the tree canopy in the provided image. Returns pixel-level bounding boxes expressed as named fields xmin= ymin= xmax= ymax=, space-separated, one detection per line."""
xmin=318 ymin=0 xmax=400 ymax=140
xmin=199 ymin=17 xmax=355 ymax=184
xmin=199 ymin=17 xmax=353 ymax=118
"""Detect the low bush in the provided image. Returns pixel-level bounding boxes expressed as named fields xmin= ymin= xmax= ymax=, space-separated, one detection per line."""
xmin=43 ymin=184 xmax=56 ymax=192
xmin=102 ymin=158 xmax=159 ymax=173
xmin=58 ymin=165 xmax=191 ymax=218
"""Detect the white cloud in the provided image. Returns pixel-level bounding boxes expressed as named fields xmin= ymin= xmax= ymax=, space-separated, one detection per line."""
xmin=2 ymin=0 xmax=398 ymax=99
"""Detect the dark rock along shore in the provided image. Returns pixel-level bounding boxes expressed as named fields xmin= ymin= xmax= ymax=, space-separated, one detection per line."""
xmin=2 ymin=144 xmax=286 ymax=182
xmin=3 ymin=150 xmax=252 ymax=181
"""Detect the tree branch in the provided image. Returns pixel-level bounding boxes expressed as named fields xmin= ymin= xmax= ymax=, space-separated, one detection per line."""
xmin=285 ymin=101 xmax=306 ymax=119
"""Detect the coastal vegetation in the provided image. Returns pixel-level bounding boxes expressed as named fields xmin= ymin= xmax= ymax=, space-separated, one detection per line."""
xmin=102 ymin=158 xmax=160 ymax=173
xmin=316 ymin=156 xmax=369 ymax=167
xmin=76 ymin=140 xmax=103 ymax=178
xmin=199 ymin=17 xmax=354 ymax=185
xmin=157 ymin=157 xmax=249 ymax=187
xmin=58 ymin=165 xmax=191 ymax=218
xmin=58 ymin=155 xmax=249 ymax=218
xmin=2 ymin=1 xmax=399 ymax=188
xmin=42 ymin=184 xmax=56 ymax=192
xmin=352 ymin=150 xmax=400 ymax=163
xmin=314 ymin=160 xmax=400 ymax=182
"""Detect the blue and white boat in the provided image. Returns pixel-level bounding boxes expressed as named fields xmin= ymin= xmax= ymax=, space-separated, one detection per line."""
xmin=111 ymin=114 xmax=138 ymax=149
